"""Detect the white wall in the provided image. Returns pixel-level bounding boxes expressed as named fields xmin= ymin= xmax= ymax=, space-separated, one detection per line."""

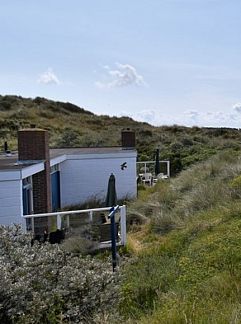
xmin=0 ymin=152 xmax=137 ymax=225
xmin=0 ymin=178 xmax=22 ymax=225
xmin=0 ymin=163 xmax=45 ymax=226
xmin=60 ymin=153 xmax=137 ymax=207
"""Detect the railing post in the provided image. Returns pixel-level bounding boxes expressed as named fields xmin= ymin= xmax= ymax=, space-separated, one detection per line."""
xmin=120 ymin=205 xmax=127 ymax=245
xmin=66 ymin=215 xmax=70 ymax=229
xmin=22 ymin=216 xmax=27 ymax=234
xmin=167 ymin=160 xmax=170 ymax=177
xmin=108 ymin=205 xmax=120 ymax=272
xmin=89 ymin=211 xmax=93 ymax=222
xmin=31 ymin=217 xmax=35 ymax=235
xmin=57 ymin=214 xmax=62 ymax=230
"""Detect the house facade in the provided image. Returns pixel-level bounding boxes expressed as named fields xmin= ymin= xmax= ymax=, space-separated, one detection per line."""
xmin=0 ymin=129 xmax=137 ymax=230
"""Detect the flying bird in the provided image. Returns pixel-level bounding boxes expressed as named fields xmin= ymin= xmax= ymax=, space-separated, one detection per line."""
xmin=121 ymin=162 xmax=127 ymax=170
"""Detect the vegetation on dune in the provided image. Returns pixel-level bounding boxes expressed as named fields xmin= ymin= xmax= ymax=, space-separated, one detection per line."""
xmin=2 ymin=95 xmax=241 ymax=322
xmin=0 ymin=225 xmax=119 ymax=323
xmin=120 ymin=150 xmax=241 ymax=323
xmin=1 ymin=95 xmax=241 ymax=174
xmin=2 ymin=149 xmax=241 ymax=323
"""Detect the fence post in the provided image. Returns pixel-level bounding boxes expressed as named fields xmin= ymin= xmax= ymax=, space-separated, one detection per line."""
xmin=66 ymin=215 xmax=70 ymax=229
xmin=120 ymin=205 xmax=127 ymax=245
xmin=167 ymin=160 xmax=170 ymax=177
xmin=89 ymin=211 xmax=93 ymax=222
xmin=31 ymin=217 xmax=35 ymax=235
xmin=57 ymin=214 xmax=62 ymax=230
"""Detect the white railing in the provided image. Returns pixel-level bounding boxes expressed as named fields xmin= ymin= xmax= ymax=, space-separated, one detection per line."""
xmin=22 ymin=205 xmax=127 ymax=246
xmin=137 ymin=160 xmax=170 ymax=178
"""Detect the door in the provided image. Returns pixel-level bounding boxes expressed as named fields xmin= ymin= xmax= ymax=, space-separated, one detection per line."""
xmin=51 ymin=171 xmax=61 ymax=211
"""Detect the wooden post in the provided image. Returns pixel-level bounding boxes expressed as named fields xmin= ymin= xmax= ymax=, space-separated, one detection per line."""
xmin=66 ymin=215 xmax=70 ymax=229
xmin=57 ymin=214 xmax=62 ymax=230
xmin=31 ymin=217 xmax=35 ymax=235
xmin=89 ymin=211 xmax=93 ymax=222
xmin=167 ymin=160 xmax=170 ymax=178
xmin=120 ymin=205 xmax=127 ymax=245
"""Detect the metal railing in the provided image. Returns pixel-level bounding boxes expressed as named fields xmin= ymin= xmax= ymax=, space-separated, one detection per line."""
xmin=22 ymin=205 xmax=127 ymax=246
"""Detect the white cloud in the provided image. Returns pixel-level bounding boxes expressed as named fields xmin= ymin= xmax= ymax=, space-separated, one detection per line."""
xmin=119 ymin=110 xmax=174 ymax=126
xmin=117 ymin=106 xmax=241 ymax=128
xmin=38 ymin=68 xmax=60 ymax=85
xmin=184 ymin=110 xmax=199 ymax=122
xmin=96 ymin=63 xmax=146 ymax=89
xmin=135 ymin=110 xmax=162 ymax=124
xmin=233 ymin=103 xmax=241 ymax=113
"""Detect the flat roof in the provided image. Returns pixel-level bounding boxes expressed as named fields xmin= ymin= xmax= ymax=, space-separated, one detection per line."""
xmin=0 ymin=152 xmax=25 ymax=171
xmin=50 ymin=147 xmax=135 ymax=158
xmin=0 ymin=147 xmax=136 ymax=171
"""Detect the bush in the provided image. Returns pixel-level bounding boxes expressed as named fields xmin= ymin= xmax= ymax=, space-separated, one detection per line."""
xmin=0 ymin=225 xmax=119 ymax=323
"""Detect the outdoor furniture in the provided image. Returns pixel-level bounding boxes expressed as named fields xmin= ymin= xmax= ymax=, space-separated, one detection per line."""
xmin=141 ymin=172 xmax=153 ymax=186
xmin=153 ymin=173 xmax=168 ymax=183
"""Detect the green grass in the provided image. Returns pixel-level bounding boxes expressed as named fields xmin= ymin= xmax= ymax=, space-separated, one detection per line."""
xmin=120 ymin=149 xmax=241 ymax=323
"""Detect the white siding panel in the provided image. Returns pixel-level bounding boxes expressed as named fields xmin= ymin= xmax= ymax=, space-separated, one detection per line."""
xmin=0 ymin=171 xmax=20 ymax=181
xmin=0 ymin=180 xmax=22 ymax=225
xmin=60 ymin=155 xmax=137 ymax=207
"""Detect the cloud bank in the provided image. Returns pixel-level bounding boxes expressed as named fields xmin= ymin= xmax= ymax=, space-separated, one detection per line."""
xmin=119 ymin=104 xmax=241 ymax=128
xmin=96 ymin=63 xmax=146 ymax=89
xmin=38 ymin=68 xmax=60 ymax=85
xmin=233 ymin=103 xmax=241 ymax=113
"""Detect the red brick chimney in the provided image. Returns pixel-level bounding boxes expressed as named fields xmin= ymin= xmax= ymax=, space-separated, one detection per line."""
xmin=121 ymin=129 xmax=136 ymax=148
xmin=18 ymin=129 xmax=52 ymax=234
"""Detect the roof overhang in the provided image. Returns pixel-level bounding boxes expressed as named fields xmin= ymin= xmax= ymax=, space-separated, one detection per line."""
xmin=0 ymin=162 xmax=45 ymax=181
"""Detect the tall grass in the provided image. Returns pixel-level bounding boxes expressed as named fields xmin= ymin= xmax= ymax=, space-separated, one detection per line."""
xmin=120 ymin=149 xmax=241 ymax=323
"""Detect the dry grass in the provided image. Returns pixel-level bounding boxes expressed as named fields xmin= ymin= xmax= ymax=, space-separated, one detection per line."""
xmin=119 ymin=149 xmax=241 ymax=323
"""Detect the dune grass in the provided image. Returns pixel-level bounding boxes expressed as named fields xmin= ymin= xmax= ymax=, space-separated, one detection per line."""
xmin=120 ymin=149 xmax=241 ymax=323
xmin=2 ymin=95 xmax=241 ymax=175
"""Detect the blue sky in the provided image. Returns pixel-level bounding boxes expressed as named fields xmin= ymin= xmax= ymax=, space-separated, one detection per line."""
xmin=1 ymin=0 xmax=241 ymax=127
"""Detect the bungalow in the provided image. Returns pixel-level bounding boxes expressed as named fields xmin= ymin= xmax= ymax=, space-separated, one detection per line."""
xmin=0 ymin=129 xmax=137 ymax=232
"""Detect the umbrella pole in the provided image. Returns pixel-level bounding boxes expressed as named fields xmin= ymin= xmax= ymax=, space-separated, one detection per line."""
xmin=111 ymin=215 xmax=117 ymax=271
xmin=109 ymin=206 xmax=119 ymax=272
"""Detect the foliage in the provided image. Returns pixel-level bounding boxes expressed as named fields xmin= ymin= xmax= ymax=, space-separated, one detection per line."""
xmin=0 ymin=225 xmax=119 ymax=323
xmin=1 ymin=95 xmax=241 ymax=174
xmin=120 ymin=149 xmax=241 ymax=322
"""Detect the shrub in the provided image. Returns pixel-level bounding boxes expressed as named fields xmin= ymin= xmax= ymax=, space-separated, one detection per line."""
xmin=0 ymin=225 xmax=119 ymax=323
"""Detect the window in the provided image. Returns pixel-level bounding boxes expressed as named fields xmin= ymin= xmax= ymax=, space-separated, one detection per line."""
xmin=22 ymin=177 xmax=33 ymax=230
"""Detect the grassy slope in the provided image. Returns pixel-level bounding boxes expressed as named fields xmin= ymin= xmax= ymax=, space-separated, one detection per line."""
xmin=1 ymin=95 xmax=241 ymax=174
xmin=120 ymin=150 xmax=241 ymax=323
xmin=2 ymin=95 xmax=241 ymax=321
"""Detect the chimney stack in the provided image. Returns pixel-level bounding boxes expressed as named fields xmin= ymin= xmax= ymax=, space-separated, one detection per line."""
xmin=18 ymin=129 xmax=52 ymax=234
xmin=121 ymin=128 xmax=136 ymax=148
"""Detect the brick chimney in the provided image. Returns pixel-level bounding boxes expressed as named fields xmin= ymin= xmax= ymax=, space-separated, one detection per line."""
xmin=18 ymin=129 xmax=52 ymax=234
xmin=121 ymin=129 xmax=136 ymax=148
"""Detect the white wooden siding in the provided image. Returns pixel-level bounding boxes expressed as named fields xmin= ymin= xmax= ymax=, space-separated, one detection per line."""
xmin=60 ymin=153 xmax=137 ymax=207
xmin=0 ymin=179 xmax=22 ymax=225
xmin=0 ymin=150 xmax=137 ymax=225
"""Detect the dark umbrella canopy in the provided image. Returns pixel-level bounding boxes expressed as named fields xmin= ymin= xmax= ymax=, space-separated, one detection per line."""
xmin=105 ymin=173 xmax=117 ymax=207
xmin=155 ymin=149 xmax=160 ymax=176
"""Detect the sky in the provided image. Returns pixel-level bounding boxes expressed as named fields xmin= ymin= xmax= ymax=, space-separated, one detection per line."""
xmin=1 ymin=0 xmax=241 ymax=127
